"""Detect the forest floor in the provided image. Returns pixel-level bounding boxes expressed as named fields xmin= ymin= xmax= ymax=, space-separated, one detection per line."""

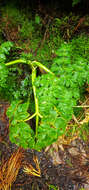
xmin=0 ymin=101 xmax=89 ymax=190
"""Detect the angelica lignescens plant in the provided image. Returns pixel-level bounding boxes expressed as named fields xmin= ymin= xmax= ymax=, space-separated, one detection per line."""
xmin=0 ymin=39 xmax=89 ymax=151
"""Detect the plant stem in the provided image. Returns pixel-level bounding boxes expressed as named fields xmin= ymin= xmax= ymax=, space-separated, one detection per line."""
xmin=31 ymin=61 xmax=54 ymax=75
xmin=73 ymin=105 xmax=89 ymax=108
xmin=5 ymin=59 xmax=53 ymax=139
xmin=6 ymin=59 xmax=54 ymax=75
xmin=24 ymin=113 xmax=36 ymax=121
xmin=5 ymin=59 xmax=26 ymax=66
xmin=32 ymin=67 xmax=39 ymax=138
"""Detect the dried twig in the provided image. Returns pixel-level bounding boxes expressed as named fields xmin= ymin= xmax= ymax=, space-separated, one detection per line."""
xmin=0 ymin=147 xmax=23 ymax=190
xmin=23 ymin=155 xmax=41 ymax=177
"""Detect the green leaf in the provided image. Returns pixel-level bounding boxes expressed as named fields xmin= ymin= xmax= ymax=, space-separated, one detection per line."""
xmin=0 ymin=62 xmax=9 ymax=87
xmin=9 ymin=122 xmax=35 ymax=149
xmin=54 ymin=117 xmax=66 ymax=134
xmin=1 ymin=41 xmax=13 ymax=52
xmin=35 ymin=14 xmax=41 ymax=24
xmin=0 ymin=54 xmax=6 ymax=62
xmin=7 ymin=100 xmax=21 ymax=118
xmin=7 ymin=100 xmax=30 ymax=124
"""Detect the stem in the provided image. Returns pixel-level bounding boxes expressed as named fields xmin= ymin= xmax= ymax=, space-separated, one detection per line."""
xmin=24 ymin=112 xmax=43 ymax=122
xmin=24 ymin=113 xmax=36 ymax=121
xmin=73 ymin=105 xmax=89 ymax=108
xmin=5 ymin=59 xmax=26 ymax=66
xmin=5 ymin=58 xmax=53 ymax=138
xmin=6 ymin=59 xmax=54 ymax=75
xmin=31 ymin=61 xmax=54 ymax=75
xmin=32 ymin=67 xmax=39 ymax=138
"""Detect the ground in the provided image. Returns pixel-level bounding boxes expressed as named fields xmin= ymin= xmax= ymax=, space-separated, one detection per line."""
xmin=0 ymin=101 xmax=89 ymax=190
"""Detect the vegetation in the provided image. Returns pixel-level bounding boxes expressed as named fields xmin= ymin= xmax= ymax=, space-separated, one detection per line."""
xmin=0 ymin=1 xmax=89 ymax=189
xmin=72 ymin=0 xmax=81 ymax=6
xmin=0 ymin=35 xmax=89 ymax=150
xmin=0 ymin=1 xmax=89 ymax=149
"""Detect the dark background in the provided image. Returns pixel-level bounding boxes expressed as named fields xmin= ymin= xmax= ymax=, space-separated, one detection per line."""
xmin=1 ymin=0 xmax=89 ymax=14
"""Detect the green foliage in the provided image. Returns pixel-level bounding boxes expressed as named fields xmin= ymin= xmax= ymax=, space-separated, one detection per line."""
xmin=48 ymin=184 xmax=58 ymax=190
xmin=0 ymin=62 xmax=9 ymax=87
xmin=0 ymin=41 xmax=13 ymax=87
xmin=20 ymin=19 xmax=34 ymax=39
xmin=7 ymin=100 xmax=35 ymax=148
xmin=0 ymin=41 xmax=13 ymax=62
xmin=34 ymin=40 xmax=88 ymax=149
xmin=7 ymin=100 xmax=30 ymax=124
xmin=1 ymin=5 xmax=24 ymax=26
xmin=35 ymin=14 xmax=41 ymax=25
xmin=1 ymin=4 xmax=42 ymax=44
xmin=0 ymin=36 xmax=89 ymax=151
xmin=0 ymin=42 xmax=32 ymax=101
xmin=0 ymin=4 xmax=63 ymax=66
xmin=72 ymin=0 xmax=81 ymax=6
xmin=51 ymin=41 xmax=89 ymax=87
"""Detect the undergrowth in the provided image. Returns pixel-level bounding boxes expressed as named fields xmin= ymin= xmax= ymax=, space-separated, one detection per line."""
xmin=0 ymin=35 xmax=89 ymax=150
xmin=0 ymin=3 xmax=89 ymax=150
